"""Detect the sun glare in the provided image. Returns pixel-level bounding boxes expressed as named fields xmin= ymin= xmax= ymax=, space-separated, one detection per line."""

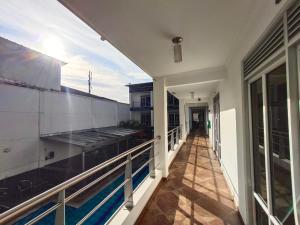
xmin=42 ymin=35 xmax=65 ymax=60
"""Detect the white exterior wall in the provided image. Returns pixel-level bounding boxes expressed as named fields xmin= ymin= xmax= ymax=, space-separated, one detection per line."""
xmin=214 ymin=73 xmax=239 ymax=206
xmin=40 ymin=91 xmax=93 ymax=135
xmin=0 ymin=84 xmax=130 ymax=179
xmin=117 ymin=103 xmax=130 ymax=124
xmin=92 ymin=99 xmax=118 ymax=128
xmin=0 ymin=38 xmax=61 ymax=91
xmin=40 ymin=142 xmax=82 ymax=167
xmin=131 ymin=111 xmax=141 ymax=122
xmin=0 ymin=84 xmax=40 ymax=180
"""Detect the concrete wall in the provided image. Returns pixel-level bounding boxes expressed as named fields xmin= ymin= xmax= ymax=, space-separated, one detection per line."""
xmin=0 ymin=37 xmax=61 ymax=91
xmin=91 ymin=98 xmax=118 ymax=129
xmin=131 ymin=111 xmax=141 ymax=122
xmin=40 ymin=91 xmax=130 ymax=135
xmin=0 ymin=84 xmax=130 ymax=179
xmin=0 ymin=84 xmax=40 ymax=180
xmin=117 ymin=103 xmax=130 ymax=124
xmin=40 ymin=91 xmax=93 ymax=135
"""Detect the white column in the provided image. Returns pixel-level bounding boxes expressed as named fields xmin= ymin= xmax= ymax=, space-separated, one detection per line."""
xmin=179 ymin=99 xmax=187 ymax=140
xmin=150 ymin=90 xmax=154 ymax=127
xmin=129 ymin=93 xmax=133 ymax=120
xmin=151 ymin=110 xmax=154 ymax=127
xmin=153 ymin=77 xmax=168 ymax=178
xmin=185 ymin=106 xmax=191 ymax=134
xmin=150 ymin=90 xmax=153 ymax=107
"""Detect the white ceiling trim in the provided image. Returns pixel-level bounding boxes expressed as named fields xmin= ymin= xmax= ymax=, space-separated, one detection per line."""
xmin=165 ymin=66 xmax=226 ymax=87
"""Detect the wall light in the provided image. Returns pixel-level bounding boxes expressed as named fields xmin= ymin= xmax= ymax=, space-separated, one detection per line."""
xmin=191 ymin=91 xmax=194 ymax=99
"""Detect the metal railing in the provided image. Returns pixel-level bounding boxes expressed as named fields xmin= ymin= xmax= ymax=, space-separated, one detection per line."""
xmin=270 ymin=130 xmax=290 ymax=160
xmin=0 ymin=136 xmax=160 ymax=225
xmin=168 ymin=126 xmax=181 ymax=151
xmin=131 ymin=101 xmax=152 ymax=108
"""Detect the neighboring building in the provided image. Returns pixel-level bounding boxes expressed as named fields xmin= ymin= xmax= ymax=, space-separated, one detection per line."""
xmin=0 ymin=37 xmax=131 ymax=180
xmin=127 ymin=82 xmax=179 ymax=128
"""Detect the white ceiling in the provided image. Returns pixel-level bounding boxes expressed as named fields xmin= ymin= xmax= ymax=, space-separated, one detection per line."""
xmin=58 ymin=0 xmax=264 ymax=77
xmin=168 ymin=81 xmax=219 ymax=100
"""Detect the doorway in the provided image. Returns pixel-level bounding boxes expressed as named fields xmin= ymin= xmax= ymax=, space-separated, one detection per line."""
xmin=213 ymin=94 xmax=221 ymax=160
xmin=191 ymin=107 xmax=208 ymax=135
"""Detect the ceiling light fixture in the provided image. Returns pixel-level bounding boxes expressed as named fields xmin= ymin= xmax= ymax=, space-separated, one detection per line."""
xmin=172 ymin=36 xmax=183 ymax=63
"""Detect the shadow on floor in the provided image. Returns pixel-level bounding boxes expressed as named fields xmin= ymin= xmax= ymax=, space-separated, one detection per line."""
xmin=136 ymin=129 xmax=244 ymax=225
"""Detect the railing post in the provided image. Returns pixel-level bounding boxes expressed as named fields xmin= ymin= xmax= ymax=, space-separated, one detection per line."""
xmin=55 ymin=190 xmax=65 ymax=225
xmin=124 ymin=154 xmax=133 ymax=209
xmin=176 ymin=127 xmax=179 ymax=144
xmin=149 ymin=143 xmax=156 ymax=178
xmin=171 ymin=130 xmax=174 ymax=150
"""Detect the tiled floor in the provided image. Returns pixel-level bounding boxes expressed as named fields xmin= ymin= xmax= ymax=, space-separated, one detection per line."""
xmin=136 ymin=129 xmax=244 ymax=225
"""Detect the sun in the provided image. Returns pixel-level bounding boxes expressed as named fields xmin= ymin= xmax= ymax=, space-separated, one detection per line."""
xmin=42 ymin=35 xmax=65 ymax=60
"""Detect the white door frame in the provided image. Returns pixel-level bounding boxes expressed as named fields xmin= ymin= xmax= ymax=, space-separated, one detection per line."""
xmin=247 ymin=55 xmax=299 ymax=225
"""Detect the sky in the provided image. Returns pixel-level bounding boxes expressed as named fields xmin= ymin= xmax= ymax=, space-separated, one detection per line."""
xmin=0 ymin=0 xmax=152 ymax=103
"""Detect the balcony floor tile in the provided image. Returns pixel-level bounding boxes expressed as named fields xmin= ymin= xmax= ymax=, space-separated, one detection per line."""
xmin=136 ymin=129 xmax=244 ymax=225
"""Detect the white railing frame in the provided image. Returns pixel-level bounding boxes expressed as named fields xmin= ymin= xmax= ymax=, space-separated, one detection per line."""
xmin=168 ymin=126 xmax=181 ymax=151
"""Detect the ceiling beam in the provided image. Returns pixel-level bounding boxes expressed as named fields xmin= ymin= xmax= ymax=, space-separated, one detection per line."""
xmin=163 ymin=66 xmax=227 ymax=87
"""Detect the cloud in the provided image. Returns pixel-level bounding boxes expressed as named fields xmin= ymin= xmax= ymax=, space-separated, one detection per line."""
xmin=0 ymin=0 xmax=152 ymax=103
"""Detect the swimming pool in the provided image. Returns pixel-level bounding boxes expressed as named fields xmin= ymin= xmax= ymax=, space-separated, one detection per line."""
xmin=14 ymin=166 xmax=149 ymax=225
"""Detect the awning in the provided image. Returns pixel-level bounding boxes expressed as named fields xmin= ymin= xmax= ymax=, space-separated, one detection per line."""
xmin=41 ymin=127 xmax=140 ymax=152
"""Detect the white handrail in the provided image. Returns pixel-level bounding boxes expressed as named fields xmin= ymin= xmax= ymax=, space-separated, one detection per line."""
xmin=0 ymin=136 xmax=160 ymax=225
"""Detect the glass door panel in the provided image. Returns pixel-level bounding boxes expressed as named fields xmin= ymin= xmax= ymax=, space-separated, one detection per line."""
xmin=266 ymin=64 xmax=295 ymax=225
xmin=251 ymin=78 xmax=268 ymax=204
xmin=256 ymin=201 xmax=269 ymax=225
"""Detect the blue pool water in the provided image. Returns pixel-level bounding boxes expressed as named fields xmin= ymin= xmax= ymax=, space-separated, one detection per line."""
xmin=14 ymin=166 xmax=149 ymax=225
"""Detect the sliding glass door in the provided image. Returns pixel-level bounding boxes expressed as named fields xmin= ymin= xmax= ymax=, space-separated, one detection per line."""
xmin=249 ymin=63 xmax=295 ymax=225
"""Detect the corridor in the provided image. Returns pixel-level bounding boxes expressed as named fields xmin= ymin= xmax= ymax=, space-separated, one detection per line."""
xmin=136 ymin=130 xmax=244 ymax=225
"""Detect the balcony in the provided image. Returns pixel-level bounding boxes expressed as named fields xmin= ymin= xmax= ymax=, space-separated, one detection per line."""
xmin=130 ymin=101 xmax=153 ymax=111
xmin=0 ymin=127 xmax=243 ymax=225
xmin=137 ymin=130 xmax=243 ymax=225
xmin=2 ymin=0 xmax=300 ymax=225
xmin=0 ymin=126 xmax=177 ymax=224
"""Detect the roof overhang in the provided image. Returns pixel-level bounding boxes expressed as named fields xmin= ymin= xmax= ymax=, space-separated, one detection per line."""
xmin=57 ymin=0 xmax=264 ymax=78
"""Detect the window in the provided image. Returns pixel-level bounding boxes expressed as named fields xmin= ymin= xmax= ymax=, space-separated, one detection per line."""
xmin=168 ymin=113 xmax=179 ymax=127
xmin=168 ymin=113 xmax=174 ymax=126
xmin=141 ymin=112 xmax=151 ymax=126
xmin=251 ymin=78 xmax=268 ymax=204
xmin=141 ymin=95 xmax=151 ymax=107
xmin=168 ymin=93 xmax=178 ymax=106
xmin=249 ymin=64 xmax=295 ymax=225
xmin=175 ymin=113 xmax=179 ymax=126
xmin=266 ymin=65 xmax=294 ymax=224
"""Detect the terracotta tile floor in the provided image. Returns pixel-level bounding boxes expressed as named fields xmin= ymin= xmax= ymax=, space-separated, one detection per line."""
xmin=136 ymin=130 xmax=244 ymax=225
